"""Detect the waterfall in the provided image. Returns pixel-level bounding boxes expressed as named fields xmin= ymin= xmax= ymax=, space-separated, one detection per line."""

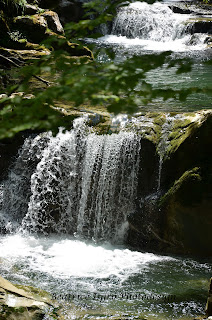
xmin=1 ymin=118 xmax=141 ymax=243
xmin=112 ymin=2 xmax=188 ymax=42
xmin=92 ymin=1 xmax=207 ymax=52
xmin=0 ymin=134 xmax=50 ymax=232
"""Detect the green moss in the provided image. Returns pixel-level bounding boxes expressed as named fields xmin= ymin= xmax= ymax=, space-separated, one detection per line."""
xmin=159 ymin=167 xmax=201 ymax=207
xmin=14 ymin=283 xmax=53 ymax=307
xmin=168 ymin=129 xmax=183 ymax=140
xmin=166 ymin=118 xmax=201 ymax=157
xmin=1 ymin=0 xmax=27 ymax=8
xmin=153 ymin=115 xmax=166 ymax=127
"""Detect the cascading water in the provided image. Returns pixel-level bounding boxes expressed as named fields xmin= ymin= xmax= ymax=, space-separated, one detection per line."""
xmin=92 ymin=1 xmax=208 ymax=52
xmin=0 ymin=117 xmax=141 ymax=242
xmin=112 ymin=2 xmax=187 ymax=41
xmin=85 ymin=1 xmax=212 ymax=111
xmin=0 ymin=117 xmax=212 ymax=320
xmin=0 ymin=135 xmax=50 ymax=232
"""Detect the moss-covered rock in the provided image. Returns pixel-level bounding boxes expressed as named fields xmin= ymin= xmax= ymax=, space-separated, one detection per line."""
xmin=14 ymin=14 xmax=48 ymax=43
xmin=0 ymin=275 xmax=58 ymax=320
xmin=42 ymin=10 xmax=63 ymax=34
xmin=127 ymin=110 xmax=212 ymax=256
xmin=158 ymin=167 xmax=212 ymax=255
xmin=13 ymin=10 xmax=63 ymax=43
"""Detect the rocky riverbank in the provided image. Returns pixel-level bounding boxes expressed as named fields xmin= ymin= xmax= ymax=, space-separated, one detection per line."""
xmin=0 ymin=275 xmax=59 ymax=319
xmin=0 ymin=0 xmax=92 ymax=85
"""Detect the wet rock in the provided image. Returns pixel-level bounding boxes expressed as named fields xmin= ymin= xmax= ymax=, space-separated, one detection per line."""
xmin=169 ymin=2 xmax=212 ymax=16
xmin=188 ymin=17 xmax=212 ymax=34
xmin=168 ymin=4 xmax=193 ymax=14
xmin=0 ymin=275 xmax=56 ymax=320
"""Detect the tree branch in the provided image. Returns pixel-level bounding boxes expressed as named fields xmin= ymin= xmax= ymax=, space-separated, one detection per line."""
xmin=0 ymin=53 xmax=51 ymax=87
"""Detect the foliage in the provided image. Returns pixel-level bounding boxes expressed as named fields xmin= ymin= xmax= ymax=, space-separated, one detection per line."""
xmin=0 ymin=0 xmax=27 ymax=14
xmin=0 ymin=0 xmax=211 ymax=140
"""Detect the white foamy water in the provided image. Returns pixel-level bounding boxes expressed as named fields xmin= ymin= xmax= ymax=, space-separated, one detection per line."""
xmin=0 ymin=234 xmax=175 ymax=280
xmin=0 ymin=233 xmax=211 ymax=320
xmin=97 ymin=34 xmax=207 ymax=52
xmin=90 ymin=1 xmax=208 ymax=52
xmin=0 ymin=118 xmax=141 ymax=242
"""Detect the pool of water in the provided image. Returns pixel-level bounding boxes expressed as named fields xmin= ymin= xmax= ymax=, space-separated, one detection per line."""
xmin=0 ymin=234 xmax=211 ymax=319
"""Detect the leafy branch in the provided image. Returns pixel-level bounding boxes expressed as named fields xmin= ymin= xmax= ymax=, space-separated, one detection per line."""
xmin=0 ymin=0 xmax=211 ymax=140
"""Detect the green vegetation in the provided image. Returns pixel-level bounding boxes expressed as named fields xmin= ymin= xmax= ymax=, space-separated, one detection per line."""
xmin=0 ymin=0 xmax=27 ymax=15
xmin=0 ymin=0 xmax=212 ymax=140
xmin=159 ymin=167 xmax=201 ymax=207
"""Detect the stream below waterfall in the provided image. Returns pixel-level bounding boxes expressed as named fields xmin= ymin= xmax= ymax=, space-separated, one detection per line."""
xmin=0 ymin=234 xmax=211 ymax=320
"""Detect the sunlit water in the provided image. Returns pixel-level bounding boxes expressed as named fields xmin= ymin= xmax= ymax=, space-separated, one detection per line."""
xmin=86 ymin=1 xmax=212 ymax=111
xmin=0 ymin=234 xmax=211 ymax=319
xmin=89 ymin=1 xmax=211 ymax=53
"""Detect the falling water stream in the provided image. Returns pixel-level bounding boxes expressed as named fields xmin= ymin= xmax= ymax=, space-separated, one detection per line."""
xmin=0 ymin=1 xmax=212 ymax=319
xmin=0 ymin=116 xmax=212 ymax=319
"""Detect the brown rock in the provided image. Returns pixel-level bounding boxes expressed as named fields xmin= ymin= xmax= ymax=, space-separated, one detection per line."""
xmin=0 ymin=275 xmax=55 ymax=320
xmin=42 ymin=10 xmax=64 ymax=34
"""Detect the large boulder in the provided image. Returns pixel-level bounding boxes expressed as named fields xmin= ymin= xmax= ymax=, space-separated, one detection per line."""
xmin=127 ymin=110 xmax=212 ymax=256
xmin=158 ymin=167 xmax=212 ymax=255
xmin=14 ymin=11 xmax=64 ymax=43
xmin=14 ymin=15 xmax=48 ymax=43
xmin=13 ymin=13 xmax=92 ymax=57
